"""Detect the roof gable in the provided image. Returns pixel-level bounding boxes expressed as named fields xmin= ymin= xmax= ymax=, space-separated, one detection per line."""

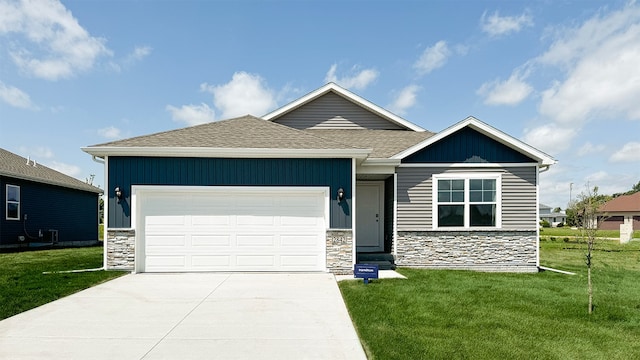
xmin=395 ymin=116 xmax=556 ymax=166
xmin=0 ymin=148 xmax=102 ymax=193
xmin=263 ymin=83 xmax=426 ymax=132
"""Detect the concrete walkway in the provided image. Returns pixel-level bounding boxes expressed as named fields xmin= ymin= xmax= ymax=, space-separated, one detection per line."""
xmin=0 ymin=273 xmax=367 ymax=359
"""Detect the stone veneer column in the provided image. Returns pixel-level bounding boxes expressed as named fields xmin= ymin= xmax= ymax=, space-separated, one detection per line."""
xmin=106 ymin=229 xmax=135 ymax=270
xmin=395 ymin=230 xmax=538 ymax=272
xmin=326 ymin=229 xmax=353 ymax=275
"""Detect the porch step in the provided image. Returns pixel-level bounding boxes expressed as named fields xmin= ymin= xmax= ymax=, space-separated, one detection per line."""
xmin=356 ymin=253 xmax=396 ymax=270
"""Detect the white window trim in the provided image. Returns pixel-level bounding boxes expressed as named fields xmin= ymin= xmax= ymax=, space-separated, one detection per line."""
xmin=432 ymin=173 xmax=502 ymax=230
xmin=6 ymin=184 xmax=20 ymax=221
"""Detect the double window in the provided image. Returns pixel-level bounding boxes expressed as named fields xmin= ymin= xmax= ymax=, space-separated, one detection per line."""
xmin=434 ymin=174 xmax=501 ymax=228
xmin=6 ymin=185 xmax=20 ymax=220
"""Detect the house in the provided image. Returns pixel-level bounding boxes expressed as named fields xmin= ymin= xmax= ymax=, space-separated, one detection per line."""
xmin=598 ymin=192 xmax=640 ymax=243
xmin=1 ymin=148 xmax=103 ymax=250
xmin=82 ymin=83 xmax=556 ymax=274
xmin=539 ymin=204 xmax=566 ymax=227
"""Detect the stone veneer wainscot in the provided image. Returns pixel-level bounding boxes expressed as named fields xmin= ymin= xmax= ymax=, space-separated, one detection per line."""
xmin=326 ymin=229 xmax=354 ymax=275
xmin=396 ymin=230 xmax=538 ymax=273
xmin=106 ymin=229 xmax=135 ymax=270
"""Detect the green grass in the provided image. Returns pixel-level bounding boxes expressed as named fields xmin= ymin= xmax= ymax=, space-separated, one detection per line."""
xmin=0 ymin=247 xmax=126 ymax=320
xmin=540 ymin=227 xmax=640 ymax=239
xmin=339 ymin=240 xmax=640 ymax=359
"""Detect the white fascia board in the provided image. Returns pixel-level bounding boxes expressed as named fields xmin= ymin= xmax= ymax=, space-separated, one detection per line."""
xmin=398 ymin=162 xmax=539 ymax=168
xmin=357 ymin=158 xmax=401 ymax=174
xmin=392 ymin=116 xmax=557 ymax=166
xmin=262 ymin=82 xmax=426 ymax=132
xmin=82 ymin=146 xmax=371 ymax=159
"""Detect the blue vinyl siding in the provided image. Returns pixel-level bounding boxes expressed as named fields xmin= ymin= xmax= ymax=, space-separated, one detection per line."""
xmin=403 ymin=127 xmax=534 ymax=163
xmin=0 ymin=176 xmax=99 ymax=246
xmin=108 ymin=157 xmax=352 ymax=229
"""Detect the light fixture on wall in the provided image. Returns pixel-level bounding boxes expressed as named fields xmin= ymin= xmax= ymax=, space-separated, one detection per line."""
xmin=337 ymin=188 xmax=345 ymax=203
xmin=114 ymin=186 xmax=123 ymax=201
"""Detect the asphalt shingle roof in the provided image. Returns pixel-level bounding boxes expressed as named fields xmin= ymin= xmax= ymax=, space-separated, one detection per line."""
xmin=91 ymin=115 xmax=362 ymax=151
xmin=600 ymin=192 xmax=640 ymax=213
xmin=0 ymin=148 xmax=102 ymax=193
xmin=304 ymin=129 xmax=435 ymax=158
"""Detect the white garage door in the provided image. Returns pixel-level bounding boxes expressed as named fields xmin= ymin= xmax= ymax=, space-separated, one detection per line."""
xmin=138 ymin=187 xmax=327 ymax=272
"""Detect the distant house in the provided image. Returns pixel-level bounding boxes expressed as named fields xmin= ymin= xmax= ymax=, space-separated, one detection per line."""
xmin=83 ymin=83 xmax=556 ymax=274
xmin=539 ymin=204 xmax=566 ymax=227
xmin=1 ymin=148 xmax=103 ymax=250
xmin=598 ymin=192 xmax=640 ymax=243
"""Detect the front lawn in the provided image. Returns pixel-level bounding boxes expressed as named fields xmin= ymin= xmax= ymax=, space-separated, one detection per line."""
xmin=339 ymin=240 xmax=640 ymax=359
xmin=0 ymin=247 xmax=126 ymax=320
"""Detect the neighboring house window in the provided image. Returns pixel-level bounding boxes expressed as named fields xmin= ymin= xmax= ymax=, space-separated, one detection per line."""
xmin=433 ymin=174 xmax=501 ymax=228
xmin=6 ymin=185 xmax=20 ymax=220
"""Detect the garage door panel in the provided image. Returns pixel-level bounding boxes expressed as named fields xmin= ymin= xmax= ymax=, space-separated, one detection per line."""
xmin=236 ymin=215 xmax=275 ymax=226
xmin=191 ymin=255 xmax=231 ymax=267
xmin=192 ymin=215 xmax=230 ymax=226
xmin=142 ymin=188 xmax=327 ymax=272
xmin=236 ymin=235 xmax=275 ymax=247
xmin=191 ymin=235 xmax=231 ymax=246
xmin=146 ymin=235 xmax=187 ymax=247
xmin=236 ymin=255 xmax=276 ymax=267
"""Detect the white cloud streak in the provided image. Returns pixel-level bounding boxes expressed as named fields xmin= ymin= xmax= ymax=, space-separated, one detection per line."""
xmin=166 ymin=103 xmax=216 ymax=126
xmin=480 ymin=10 xmax=533 ymax=37
xmin=522 ymin=124 xmax=576 ymax=155
xmin=97 ymin=126 xmax=122 ymax=139
xmin=0 ymin=81 xmax=35 ymax=108
xmin=387 ymin=85 xmax=421 ymax=115
xmin=577 ymin=142 xmax=606 ymax=157
xmin=0 ymin=0 xmax=112 ymax=80
xmin=477 ymin=72 xmax=533 ymax=106
xmin=414 ymin=40 xmax=451 ymax=75
xmin=610 ymin=142 xmax=640 ymax=162
xmin=324 ymin=64 xmax=378 ymax=90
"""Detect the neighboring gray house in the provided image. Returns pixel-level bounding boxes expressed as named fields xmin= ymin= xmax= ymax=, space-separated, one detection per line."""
xmin=539 ymin=204 xmax=567 ymax=227
xmin=1 ymin=148 xmax=102 ymax=249
xmin=83 ymin=83 xmax=555 ymax=274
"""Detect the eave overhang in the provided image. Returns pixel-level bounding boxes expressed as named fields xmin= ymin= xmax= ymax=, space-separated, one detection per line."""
xmin=82 ymin=146 xmax=372 ymax=160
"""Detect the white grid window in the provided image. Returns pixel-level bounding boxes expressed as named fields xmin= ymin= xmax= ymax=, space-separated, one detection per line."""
xmin=433 ymin=174 xmax=501 ymax=229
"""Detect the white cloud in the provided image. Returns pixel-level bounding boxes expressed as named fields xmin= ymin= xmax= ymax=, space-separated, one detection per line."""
xmin=201 ymin=72 xmax=277 ymax=119
xmin=97 ymin=126 xmax=122 ymax=139
xmin=0 ymin=0 xmax=112 ymax=80
xmin=538 ymin=4 xmax=640 ymax=124
xmin=610 ymin=142 xmax=640 ymax=162
xmin=324 ymin=64 xmax=378 ymax=90
xmin=480 ymin=10 xmax=533 ymax=37
xmin=47 ymin=160 xmax=81 ymax=177
xmin=414 ymin=40 xmax=451 ymax=75
xmin=0 ymin=81 xmax=35 ymax=108
xmin=522 ymin=124 xmax=576 ymax=155
xmin=477 ymin=72 xmax=533 ymax=105
xmin=387 ymin=85 xmax=421 ymax=115
xmin=577 ymin=142 xmax=606 ymax=156
xmin=166 ymin=103 xmax=216 ymax=126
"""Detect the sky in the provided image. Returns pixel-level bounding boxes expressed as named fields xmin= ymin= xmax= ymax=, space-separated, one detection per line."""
xmin=1 ymin=0 xmax=639 ymax=209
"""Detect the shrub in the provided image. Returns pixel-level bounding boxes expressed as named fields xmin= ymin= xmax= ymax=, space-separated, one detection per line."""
xmin=541 ymin=220 xmax=551 ymax=228
xmin=557 ymin=222 xmax=564 ymax=228
xmin=563 ymin=237 xmax=570 ymax=242
xmin=551 ymin=237 xmax=557 ymax=241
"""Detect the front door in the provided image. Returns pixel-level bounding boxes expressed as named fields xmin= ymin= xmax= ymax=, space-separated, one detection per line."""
xmin=356 ymin=182 xmax=384 ymax=252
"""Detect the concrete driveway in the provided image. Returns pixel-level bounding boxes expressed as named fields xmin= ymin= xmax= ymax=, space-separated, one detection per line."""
xmin=0 ymin=273 xmax=367 ymax=359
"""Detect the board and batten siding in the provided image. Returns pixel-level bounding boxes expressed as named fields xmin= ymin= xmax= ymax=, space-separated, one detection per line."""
xmin=396 ymin=166 xmax=538 ymax=231
xmin=107 ymin=157 xmax=352 ymax=230
xmin=273 ymin=92 xmax=405 ymax=130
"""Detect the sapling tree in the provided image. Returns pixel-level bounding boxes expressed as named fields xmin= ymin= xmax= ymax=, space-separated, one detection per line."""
xmin=574 ymin=185 xmax=608 ymax=314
